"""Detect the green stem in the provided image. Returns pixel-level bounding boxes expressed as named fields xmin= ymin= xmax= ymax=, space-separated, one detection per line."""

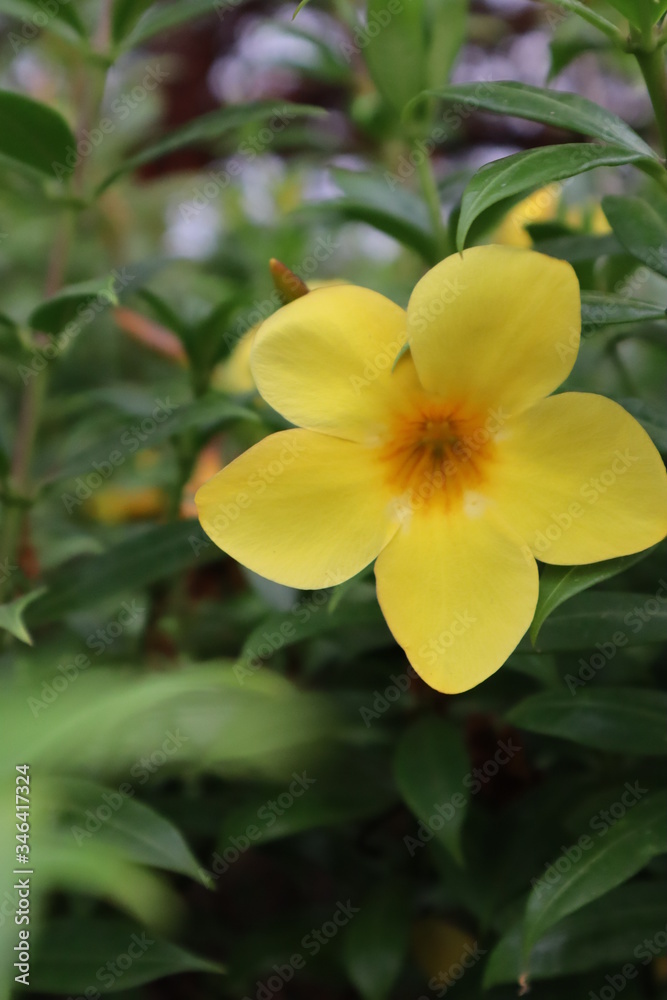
xmin=545 ymin=0 xmax=625 ymax=46
xmin=0 ymin=4 xmax=112 ymax=603
xmin=634 ymin=44 xmax=667 ymax=159
xmin=415 ymin=149 xmax=449 ymax=261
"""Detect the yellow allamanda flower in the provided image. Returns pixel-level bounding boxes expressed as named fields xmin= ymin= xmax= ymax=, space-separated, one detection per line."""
xmin=196 ymin=245 xmax=667 ymax=694
xmin=495 ymin=184 xmax=611 ymax=247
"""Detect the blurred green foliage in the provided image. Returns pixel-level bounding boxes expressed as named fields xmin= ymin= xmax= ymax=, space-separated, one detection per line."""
xmin=0 ymin=1 xmax=666 ymax=998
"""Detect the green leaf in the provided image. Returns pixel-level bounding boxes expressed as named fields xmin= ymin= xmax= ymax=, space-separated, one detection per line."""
xmin=507 ymin=687 xmax=667 ymax=755
xmin=606 ymin=0 xmax=667 ymax=31
xmin=98 ymin=101 xmax=326 ymax=192
xmin=29 ymin=276 xmax=119 ymax=336
xmin=341 ymin=882 xmax=410 ymax=1000
xmin=528 ymin=231 xmax=622 ymax=263
xmin=536 ymin=0 xmax=624 ymax=43
xmin=425 ymin=0 xmax=468 ymax=90
xmin=364 ymin=0 xmax=427 ymax=115
xmin=0 ymin=588 xmax=46 ymax=644
xmin=240 ymin=597 xmax=389 ymax=667
xmin=0 ymin=0 xmax=87 ymax=36
xmin=0 ymin=89 xmax=76 ymax=178
xmin=519 ymin=590 xmax=667 ymax=652
xmin=43 ymin=395 xmax=256 ymax=488
xmin=601 ymin=194 xmax=667 ymax=278
xmin=522 ymin=792 xmax=667 ymax=963
xmin=457 ymin=144 xmax=659 ymax=250
xmin=59 ymin=778 xmax=208 ymax=884
xmin=530 ymin=549 xmax=654 ymax=644
xmin=485 ymin=881 xmax=667 ymax=987
xmin=308 ymin=167 xmax=437 ymax=262
xmin=26 ymin=520 xmax=220 ymax=625
xmin=30 ymin=918 xmax=223 ymax=994
xmin=394 ymin=716 xmax=469 ymax=864
xmin=581 ymin=291 xmax=666 ymax=331
xmin=111 ymin=0 xmax=156 ymax=42
xmin=419 ymin=81 xmax=655 ymax=158
xmin=118 ymin=0 xmax=227 ymax=49
xmin=217 ymin=756 xmax=395 ymax=850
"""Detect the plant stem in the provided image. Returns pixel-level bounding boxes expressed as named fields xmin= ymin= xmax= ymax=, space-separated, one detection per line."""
xmin=415 ymin=148 xmax=449 ymax=261
xmin=0 ymin=4 xmax=112 ymax=602
xmin=635 ymin=44 xmax=667 ymax=159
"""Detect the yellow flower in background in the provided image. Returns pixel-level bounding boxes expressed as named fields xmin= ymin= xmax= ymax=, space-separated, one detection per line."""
xmin=196 ymin=245 xmax=667 ymax=694
xmin=495 ymin=184 xmax=611 ymax=247
xmin=212 ymin=327 xmax=257 ymax=394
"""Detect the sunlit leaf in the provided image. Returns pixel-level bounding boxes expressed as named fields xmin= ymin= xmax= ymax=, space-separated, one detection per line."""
xmin=0 ymin=588 xmax=46 ymax=644
xmin=457 ymin=144 xmax=660 ymax=249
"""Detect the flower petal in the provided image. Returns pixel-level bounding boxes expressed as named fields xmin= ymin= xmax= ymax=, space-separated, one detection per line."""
xmin=195 ymin=429 xmax=398 ymax=589
xmin=252 ymin=285 xmax=421 ymax=442
xmin=492 ymin=392 xmax=667 ymax=563
xmin=375 ymin=507 xmax=538 ymax=693
xmin=407 ymin=245 xmax=580 ymax=415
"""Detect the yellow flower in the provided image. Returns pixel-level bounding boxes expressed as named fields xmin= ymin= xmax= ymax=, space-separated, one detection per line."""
xmin=212 ymin=281 xmax=346 ymax=395
xmin=196 ymin=246 xmax=667 ymax=694
xmin=211 ymin=327 xmax=257 ymax=394
xmin=495 ymin=185 xmax=611 ymax=246
xmin=494 ymin=185 xmax=561 ymax=247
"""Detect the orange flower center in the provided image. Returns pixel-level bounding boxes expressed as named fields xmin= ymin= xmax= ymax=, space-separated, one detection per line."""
xmin=380 ymin=399 xmax=498 ymax=513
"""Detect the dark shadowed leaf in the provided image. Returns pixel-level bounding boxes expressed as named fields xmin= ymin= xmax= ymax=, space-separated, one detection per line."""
xmin=394 ymin=716 xmax=469 ymax=864
xmin=507 ymin=687 xmax=667 ymax=755
xmin=485 ymin=881 xmax=667 ymax=987
xmin=30 ymin=919 xmax=223 ymax=993
xmin=342 ymin=882 xmax=410 ymax=1000
xmin=522 ymin=792 xmax=667 ymax=962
